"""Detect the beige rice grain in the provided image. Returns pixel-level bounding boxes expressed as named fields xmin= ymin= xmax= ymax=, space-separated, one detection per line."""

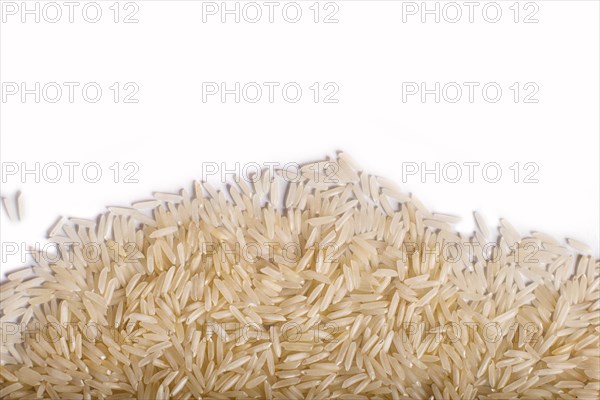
xmin=0 ymin=153 xmax=597 ymax=399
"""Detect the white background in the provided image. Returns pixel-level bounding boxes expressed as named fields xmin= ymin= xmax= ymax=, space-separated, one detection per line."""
xmin=1 ymin=0 xmax=599 ymax=274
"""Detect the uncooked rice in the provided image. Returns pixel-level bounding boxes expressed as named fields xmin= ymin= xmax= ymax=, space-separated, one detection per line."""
xmin=1 ymin=193 xmax=19 ymax=223
xmin=1 ymin=153 xmax=599 ymax=399
xmin=16 ymin=191 xmax=24 ymax=221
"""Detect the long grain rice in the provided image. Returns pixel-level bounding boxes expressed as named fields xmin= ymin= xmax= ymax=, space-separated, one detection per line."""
xmin=1 ymin=195 xmax=19 ymax=222
xmin=0 ymin=153 xmax=598 ymax=399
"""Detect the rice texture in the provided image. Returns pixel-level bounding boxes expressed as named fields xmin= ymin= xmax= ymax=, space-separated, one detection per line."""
xmin=0 ymin=153 xmax=598 ymax=399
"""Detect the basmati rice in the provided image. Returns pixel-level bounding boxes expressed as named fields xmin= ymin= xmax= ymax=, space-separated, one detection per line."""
xmin=0 ymin=153 xmax=598 ymax=399
xmin=1 ymin=194 xmax=19 ymax=222
xmin=16 ymin=191 xmax=24 ymax=221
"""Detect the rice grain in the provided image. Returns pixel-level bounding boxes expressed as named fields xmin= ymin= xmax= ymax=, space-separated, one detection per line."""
xmin=0 ymin=153 xmax=598 ymax=399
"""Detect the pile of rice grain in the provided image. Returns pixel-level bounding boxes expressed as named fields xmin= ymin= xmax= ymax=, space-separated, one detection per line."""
xmin=1 ymin=153 xmax=598 ymax=400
